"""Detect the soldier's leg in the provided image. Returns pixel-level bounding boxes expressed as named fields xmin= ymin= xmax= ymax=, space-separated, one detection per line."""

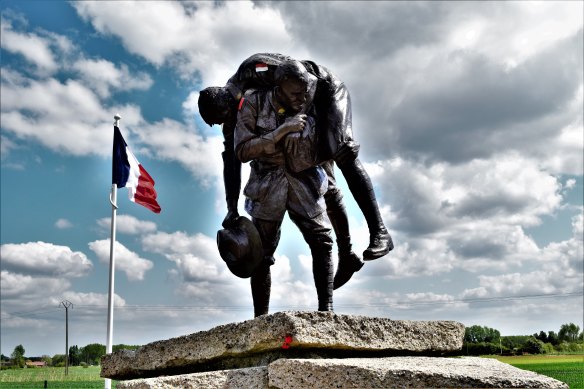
xmin=322 ymin=161 xmax=363 ymax=289
xmin=323 ymin=83 xmax=393 ymax=260
xmin=250 ymin=217 xmax=283 ymax=317
xmin=337 ymin=159 xmax=393 ymax=260
xmin=221 ymin=122 xmax=242 ymax=228
xmin=289 ymin=210 xmax=334 ymax=311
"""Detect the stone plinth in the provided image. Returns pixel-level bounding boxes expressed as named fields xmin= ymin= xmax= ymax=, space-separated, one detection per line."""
xmin=116 ymin=357 xmax=568 ymax=389
xmin=101 ymin=311 xmax=464 ymax=380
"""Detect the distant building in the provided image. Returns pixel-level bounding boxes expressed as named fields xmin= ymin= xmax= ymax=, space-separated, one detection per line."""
xmin=25 ymin=361 xmax=46 ymax=368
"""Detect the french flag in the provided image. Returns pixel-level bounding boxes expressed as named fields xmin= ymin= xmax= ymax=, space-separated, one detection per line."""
xmin=112 ymin=126 xmax=161 ymax=213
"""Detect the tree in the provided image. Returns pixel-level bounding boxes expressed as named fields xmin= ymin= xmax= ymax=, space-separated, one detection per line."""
xmin=521 ymin=336 xmax=544 ymax=354
xmin=501 ymin=335 xmax=530 ymax=355
xmin=68 ymin=345 xmax=80 ymax=366
xmin=464 ymin=325 xmax=500 ymax=343
xmin=559 ymin=323 xmax=580 ymax=342
xmin=112 ymin=344 xmax=140 ymax=352
xmin=547 ymin=331 xmax=559 ymax=346
xmin=10 ymin=345 xmax=25 ymax=368
xmin=533 ymin=331 xmax=547 ymax=343
xmin=41 ymin=355 xmax=52 ymax=367
xmin=52 ymin=354 xmax=66 ymax=367
xmin=80 ymin=343 xmax=106 ymax=365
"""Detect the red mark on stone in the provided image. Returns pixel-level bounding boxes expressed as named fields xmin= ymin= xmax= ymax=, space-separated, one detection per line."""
xmin=282 ymin=335 xmax=293 ymax=349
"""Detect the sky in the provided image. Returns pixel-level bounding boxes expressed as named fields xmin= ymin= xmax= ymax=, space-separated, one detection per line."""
xmin=1 ymin=1 xmax=582 ymax=358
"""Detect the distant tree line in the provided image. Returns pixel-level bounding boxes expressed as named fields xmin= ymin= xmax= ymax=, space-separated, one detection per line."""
xmin=1 ymin=343 xmax=140 ymax=369
xmin=462 ymin=323 xmax=584 ymax=356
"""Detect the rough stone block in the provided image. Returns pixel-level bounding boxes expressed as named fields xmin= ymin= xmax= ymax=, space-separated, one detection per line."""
xmin=116 ymin=366 xmax=267 ymax=389
xmin=102 ymin=311 xmax=464 ymax=379
xmin=115 ymin=357 xmax=567 ymax=388
xmin=268 ymin=357 xmax=568 ymax=388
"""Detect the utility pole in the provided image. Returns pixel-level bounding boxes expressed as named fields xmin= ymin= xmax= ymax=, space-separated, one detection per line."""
xmin=60 ymin=300 xmax=73 ymax=375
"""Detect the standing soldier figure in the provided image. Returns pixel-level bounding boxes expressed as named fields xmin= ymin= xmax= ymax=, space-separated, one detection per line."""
xmin=199 ymin=53 xmax=393 ymax=290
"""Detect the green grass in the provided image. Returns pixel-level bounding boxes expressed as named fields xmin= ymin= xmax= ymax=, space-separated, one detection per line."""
xmin=0 ymin=366 xmax=118 ymax=388
xmin=487 ymin=354 xmax=584 ymax=389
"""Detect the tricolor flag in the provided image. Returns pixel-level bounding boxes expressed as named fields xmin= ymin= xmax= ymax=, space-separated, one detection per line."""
xmin=255 ymin=62 xmax=268 ymax=72
xmin=112 ymin=126 xmax=161 ymax=213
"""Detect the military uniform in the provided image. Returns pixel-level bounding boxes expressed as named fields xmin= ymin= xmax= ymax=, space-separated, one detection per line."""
xmin=235 ymin=88 xmax=334 ymax=315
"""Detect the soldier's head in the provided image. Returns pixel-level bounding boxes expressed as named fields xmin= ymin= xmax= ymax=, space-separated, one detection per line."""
xmin=274 ymin=60 xmax=310 ymax=114
xmin=198 ymin=86 xmax=236 ymax=126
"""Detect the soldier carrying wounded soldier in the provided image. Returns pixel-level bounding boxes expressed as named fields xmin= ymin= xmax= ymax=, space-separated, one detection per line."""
xmin=199 ymin=53 xmax=393 ymax=316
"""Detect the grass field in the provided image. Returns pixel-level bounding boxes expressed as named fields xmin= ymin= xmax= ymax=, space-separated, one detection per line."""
xmin=0 ymin=366 xmax=117 ymax=388
xmin=487 ymin=354 xmax=584 ymax=389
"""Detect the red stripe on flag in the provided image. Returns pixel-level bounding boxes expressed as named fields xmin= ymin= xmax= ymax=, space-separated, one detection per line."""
xmin=134 ymin=165 xmax=161 ymax=213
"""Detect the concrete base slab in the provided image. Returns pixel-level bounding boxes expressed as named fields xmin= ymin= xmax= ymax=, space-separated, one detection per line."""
xmin=115 ymin=357 xmax=568 ymax=389
xmin=269 ymin=357 xmax=568 ymax=388
xmin=102 ymin=311 xmax=464 ymax=380
xmin=116 ymin=366 xmax=267 ymax=389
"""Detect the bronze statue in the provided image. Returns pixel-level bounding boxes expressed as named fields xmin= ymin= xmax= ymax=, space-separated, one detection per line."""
xmin=199 ymin=53 xmax=393 ymax=293
xmin=235 ymin=60 xmax=333 ymax=315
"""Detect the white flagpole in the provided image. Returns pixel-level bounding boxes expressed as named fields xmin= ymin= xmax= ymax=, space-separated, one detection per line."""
xmin=105 ymin=114 xmax=121 ymax=389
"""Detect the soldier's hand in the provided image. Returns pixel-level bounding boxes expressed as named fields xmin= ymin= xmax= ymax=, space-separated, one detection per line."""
xmin=222 ymin=209 xmax=240 ymax=228
xmin=283 ymin=114 xmax=307 ymax=134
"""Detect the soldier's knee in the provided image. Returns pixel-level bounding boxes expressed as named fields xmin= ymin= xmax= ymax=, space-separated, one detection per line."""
xmin=334 ymin=141 xmax=360 ymax=167
xmin=324 ymin=186 xmax=342 ymax=206
xmin=306 ymin=233 xmax=333 ymax=254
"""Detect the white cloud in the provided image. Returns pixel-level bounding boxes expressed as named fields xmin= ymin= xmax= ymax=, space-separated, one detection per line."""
xmin=0 ymin=241 xmax=92 ymax=277
xmin=0 ymin=270 xmax=70 ymax=299
xmin=182 ymin=91 xmax=200 ymax=119
xmin=571 ymin=211 xmax=583 ymax=238
xmin=141 ymin=231 xmax=250 ymax=305
xmin=0 ymin=135 xmax=18 ymax=157
xmin=0 ymin=73 xmax=142 ymax=156
xmin=462 ymin=270 xmax=580 ymax=300
xmin=377 ymin=154 xmax=561 ymax=228
xmin=565 ymin=179 xmax=577 ymax=190
xmin=88 ymin=240 xmax=153 ymax=281
xmin=130 ymin=118 xmax=223 ymax=184
xmin=0 ymin=18 xmax=59 ymax=75
xmin=269 ymin=254 xmax=319 ymax=310
xmin=351 ymin=154 xmax=565 ymax=277
xmin=73 ymin=1 xmax=296 ymax=83
xmin=97 ymin=214 xmax=157 ymax=235
xmin=1 ymin=66 xmax=220 ymax=182
xmin=448 ymin=2 xmax=583 ymax=68
xmin=72 ymin=58 xmax=153 ymax=98
xmin=47 ymin=291 xmax=126 ymax=315
xmin=462 ymin=212 xmax=583 ymax=300
xmin=55 ymin=218 xmax=73 ymax=229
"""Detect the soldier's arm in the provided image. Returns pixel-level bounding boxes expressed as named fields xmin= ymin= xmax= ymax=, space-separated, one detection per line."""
xmin=235 ymin=96 xmax=305 ymax=163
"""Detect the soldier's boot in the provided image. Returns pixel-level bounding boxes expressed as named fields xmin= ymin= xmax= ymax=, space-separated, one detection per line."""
xmin=250 ymin=264 xmax=271 ymax=317
xmin=325 ymin=190 xmax=363 ymax=290
xmin=338 ymin=158 xmax=394 ymax=260
xmin=312 ymin=247 xmax=334 ymax=311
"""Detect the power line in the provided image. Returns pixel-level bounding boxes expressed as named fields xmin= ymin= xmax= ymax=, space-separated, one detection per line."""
xmin=5 ymin=291 xmax=581 ymax=316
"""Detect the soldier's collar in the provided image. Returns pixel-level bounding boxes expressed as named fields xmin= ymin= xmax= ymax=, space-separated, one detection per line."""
xmin=269 ymin=89 xmax=287 ymax=115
